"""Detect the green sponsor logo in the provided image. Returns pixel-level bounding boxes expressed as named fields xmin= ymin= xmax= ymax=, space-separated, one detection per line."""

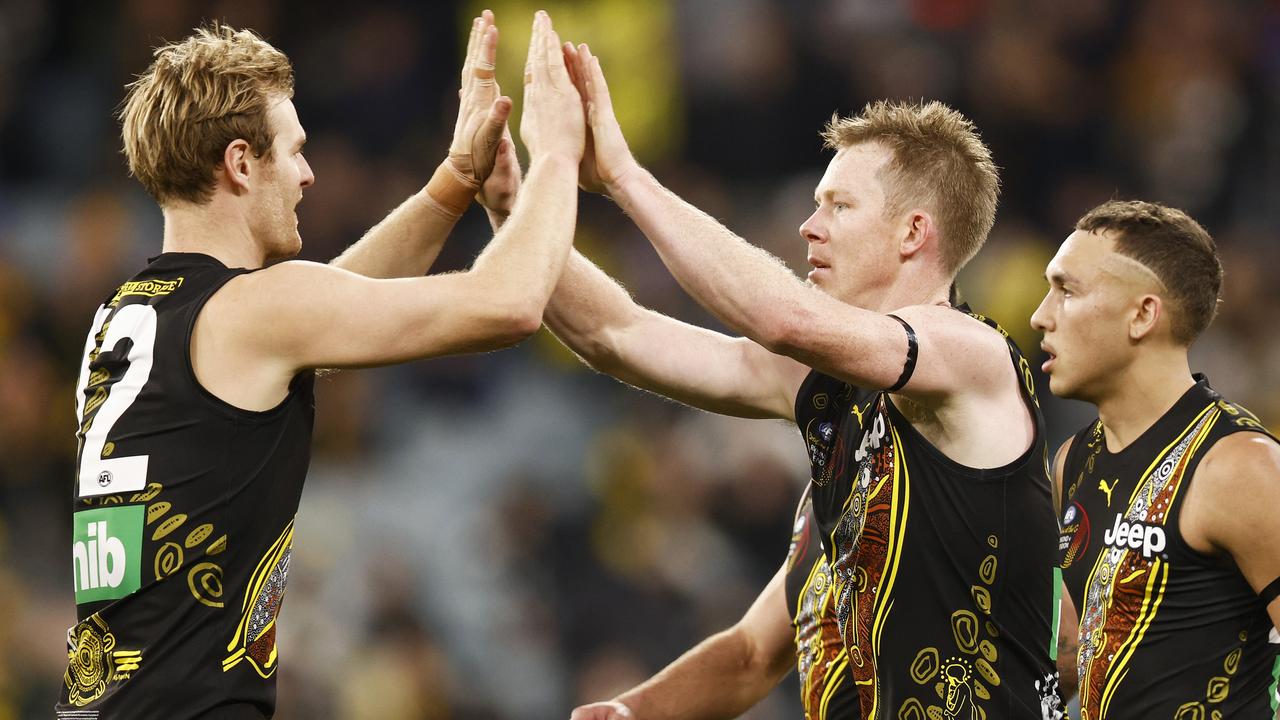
xmin=72 ymin=506 xmax=144 ymax=603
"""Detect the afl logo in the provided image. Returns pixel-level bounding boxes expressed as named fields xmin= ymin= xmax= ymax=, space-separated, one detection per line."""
xmin=1059 ymin=502 xmax=1089 ymax=570
xmin=97 ymin=470 xmax=113 ymax=487
xmin=805 ymin=420 xmax=836 ymax=481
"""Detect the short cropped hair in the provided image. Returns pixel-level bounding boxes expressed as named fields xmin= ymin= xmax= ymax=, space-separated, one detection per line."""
xmin=822 ymin=100 xmax=1000 ymax=275
xmin=120 ymin=22 xmax=294 ymax=206
xmin=1076 ymin=200 xmax=1222 ymax=345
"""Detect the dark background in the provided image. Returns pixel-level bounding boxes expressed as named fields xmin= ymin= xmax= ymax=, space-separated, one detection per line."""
xmin=1 ymin=0 xmax=1277 ymax=717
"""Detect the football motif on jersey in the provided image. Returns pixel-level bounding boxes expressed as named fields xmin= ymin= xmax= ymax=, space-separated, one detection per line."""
xmin=223 ymin=520 xmax=295 ymax=678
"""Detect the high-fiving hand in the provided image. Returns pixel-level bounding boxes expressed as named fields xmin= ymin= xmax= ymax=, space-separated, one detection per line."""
xmin=448 ymin=10 xmax=512 ymax=188
xmin=562 ymin=42 xmax=641 ymax=196
xmin=519 ymin=11 xmax=586 ymax=163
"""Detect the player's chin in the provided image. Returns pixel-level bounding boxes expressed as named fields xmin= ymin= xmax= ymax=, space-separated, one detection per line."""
xmin=268 ymin=233 xmax=302 ymax=262
xmin=804 ymin=273 xmax=834 ymax=295
xmin=1046 ymin=370 xmax=1080 ymax=401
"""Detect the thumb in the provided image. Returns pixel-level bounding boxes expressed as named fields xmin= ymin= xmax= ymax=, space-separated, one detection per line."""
xmin=485 ymin=96 xmax=513 ymax=143
xmin=493 ymin=136 xmax=519 ymax=172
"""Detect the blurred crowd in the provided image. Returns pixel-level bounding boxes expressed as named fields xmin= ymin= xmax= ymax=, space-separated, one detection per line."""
xmin=1 ymin=0 xmax=1278 ymax=718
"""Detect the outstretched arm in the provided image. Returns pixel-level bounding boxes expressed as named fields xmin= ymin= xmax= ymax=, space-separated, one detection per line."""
xmin=194 ymin=11 xmax=585 ymax=410
xmin=562 ymin=44 xmax=1009 ymax=401
xmin=534 ymin=43 xmax=806 ymax=420
xmin=571 ymin=564 xmax=795 ymax=720
xmin=545 ymin=250 xmax=809 ymax=420
xmin=331 ymin=10 xmax=509 ymax=278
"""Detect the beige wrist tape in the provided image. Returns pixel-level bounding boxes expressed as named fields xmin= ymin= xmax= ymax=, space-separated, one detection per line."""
xmin=425 ymin=160 xmax=480 ymax=217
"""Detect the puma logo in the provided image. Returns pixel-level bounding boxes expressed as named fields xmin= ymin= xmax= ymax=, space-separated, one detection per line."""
xmin=1098 ymin=479 xmax=1118 ymax=507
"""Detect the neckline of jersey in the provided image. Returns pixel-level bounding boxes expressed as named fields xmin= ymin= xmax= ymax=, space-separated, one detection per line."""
xmin=1096 ymin=375 xmax=1212 ymax=460
xmin=147 ymin=251 xmax=232 ymax=269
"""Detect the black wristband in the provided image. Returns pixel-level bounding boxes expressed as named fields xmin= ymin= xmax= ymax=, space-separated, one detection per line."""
xmin=1260 ymin=575 xmax=1280 ymax=606
xmin=886 ymin=314 xmax=919 ymax=393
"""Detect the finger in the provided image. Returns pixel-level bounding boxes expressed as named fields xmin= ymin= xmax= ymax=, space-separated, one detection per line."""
xmin=461 ymin=16 xmax=482 ymax=93
xmin=562 ymin=42 xmax=576 ymax=86
xmin=569 ymin=43 xmax=591 ymax=99
xmin=534 ymin=11 xmax=552 ymax=85
xmin=585 ymin=49 xmax=616 ymax=116
xmin=578 ymin=44 xmax=597 ymax=106
xmin=543 ymin=18 xmax=567 ymax=82
xmin=496 ymin=134 xmax=521 ymax=174
xmin=484 ymin=96 xmax=513 ymax=146
xmin=524 ymin=11 xmax=543 ymax=85
xmin=474 ymin=25 xmax=497 ymax=87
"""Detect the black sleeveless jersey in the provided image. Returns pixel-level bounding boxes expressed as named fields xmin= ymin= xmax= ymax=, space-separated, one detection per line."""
xmin=785 ymin=486 xmax=860 ymax=720
xmin=795 ymin=309 xmax=1063 ymax=720
xmin=58 ymin=253 xmax=315 ymax=719
xmin=1058 ymin=376 xmax=1280 ymax=719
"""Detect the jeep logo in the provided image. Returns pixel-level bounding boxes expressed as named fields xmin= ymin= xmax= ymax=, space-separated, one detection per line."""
xmin=1102 ymin=513 xmax=1166 ymax=559
xmin=853 ymin=413 xmax=887 ymax=463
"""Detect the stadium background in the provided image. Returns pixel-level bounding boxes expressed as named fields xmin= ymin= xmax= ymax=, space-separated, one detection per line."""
xmin=1 ymin=0 xmax=1278 ymax=717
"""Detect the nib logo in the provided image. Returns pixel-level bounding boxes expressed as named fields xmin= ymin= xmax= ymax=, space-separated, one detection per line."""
xmin=72 ymin=506 xmax=144 ymax=603
xmin=1102 ymin=513 xmax=1166 ymax=560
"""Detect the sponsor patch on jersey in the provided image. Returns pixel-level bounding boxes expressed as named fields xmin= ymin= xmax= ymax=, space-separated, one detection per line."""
xmin=1058 ymin=502 xmax=1089 ymax=570
xmin=72 ymin=506 xmax=144 ymax=604
xmin=108 ymin=277 xmax=183 ymax=306
xmin=1102 ymin=512 xmax=1166 ymax=559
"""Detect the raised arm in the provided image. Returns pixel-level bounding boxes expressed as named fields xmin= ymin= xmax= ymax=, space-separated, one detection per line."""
xmin=194 ymin=11 xmax=584 ymax=409
xmin=545 ymin=251 xmax=808 ymax=420
xmin=562 ymin=45 xmax=1010 ymax=401
xmin=571 ymin=563 xmax=795 ymax=720
xmin=331 ymin=11 xmax=509 ymax=278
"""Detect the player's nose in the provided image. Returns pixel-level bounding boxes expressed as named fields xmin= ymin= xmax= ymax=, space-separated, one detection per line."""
xmin=298 ymin=155 xmax=315 ymax=188
xmin=799 ymin=211 xmax=824 ymax=243
xmin=1029 ymin=293 xmax=1053 ymax=332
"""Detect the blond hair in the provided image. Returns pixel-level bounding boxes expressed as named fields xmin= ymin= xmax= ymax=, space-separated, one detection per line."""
xmin=120 ymin=22 xmax=294 ymax=206
xmin=822 ymin=100 xmax=1000 ymax=274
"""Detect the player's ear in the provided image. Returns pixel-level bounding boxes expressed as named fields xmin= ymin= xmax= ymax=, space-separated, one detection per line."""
xmin=222 ymin=139 xmax=253 ymax=195
xmin=899 ymin=209 xmax=934 ymax=260
xmin=1129 ymin=294 xmax=1162 ymax=342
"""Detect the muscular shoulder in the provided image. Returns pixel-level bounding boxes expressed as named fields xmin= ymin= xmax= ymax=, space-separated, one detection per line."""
xmin=193 ymin=261 xmax=342 ymax=406
xmin=1183 ymin=431 xmax=1280 ymax=555
xmin=1195 ymin=431 xmax=1280 ymax=497
xmin=891 ymin=303 xmax=1018 ymax=401
xmin=202 ymin=260 xmax=349 ymax=332
xmin=893 ymin=304 xmax=1012 ymax=367
xmin=211 ymin=260 xmax=332 ymax=302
